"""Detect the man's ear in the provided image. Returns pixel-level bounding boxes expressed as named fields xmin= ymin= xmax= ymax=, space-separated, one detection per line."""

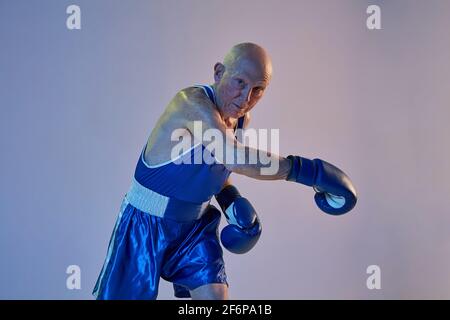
xmin=214 ymin=62 xmax=225 ymax=82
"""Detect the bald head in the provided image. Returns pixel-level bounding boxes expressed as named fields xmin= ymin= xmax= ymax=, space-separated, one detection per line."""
xmin=223 ymin=43 xmax=272 ymax=80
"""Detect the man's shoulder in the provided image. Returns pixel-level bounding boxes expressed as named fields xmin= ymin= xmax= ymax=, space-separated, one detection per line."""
xmin=175 ymin=86 xmax=209 ymax=106
xmin=170 ymin=86 xmax=216 ymax=117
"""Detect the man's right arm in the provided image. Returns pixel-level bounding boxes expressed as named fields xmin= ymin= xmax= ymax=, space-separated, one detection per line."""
xmin=175 ymin=87 xmax=357 ymax=215
xmin=176 ymin=88 xmax=292 ymax=181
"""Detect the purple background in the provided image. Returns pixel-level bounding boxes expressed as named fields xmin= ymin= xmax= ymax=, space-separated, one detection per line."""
xmin=1 ymin=0 xmax=450 ymax=299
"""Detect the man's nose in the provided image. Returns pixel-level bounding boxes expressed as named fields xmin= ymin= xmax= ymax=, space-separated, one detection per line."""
xmin=241 ymin=88 xmax=253 ymax=103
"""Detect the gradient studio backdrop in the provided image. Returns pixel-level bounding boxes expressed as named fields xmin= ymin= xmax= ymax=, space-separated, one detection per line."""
xmin=1 ymin=0 xmax=450 ymax=299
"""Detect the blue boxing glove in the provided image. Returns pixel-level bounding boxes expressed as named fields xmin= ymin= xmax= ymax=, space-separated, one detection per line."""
xmin=286 ymin=156 xmax=357 ymax=215
xmin=215 ymin=185 xmax=262 ymax=254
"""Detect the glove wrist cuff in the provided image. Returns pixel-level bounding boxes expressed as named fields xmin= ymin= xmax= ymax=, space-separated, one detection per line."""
xmin=286 ymin=155 xmax=300 ymax=181
xmin=286 ymin=155 xmax=316 ymax=186
xmin=215 ymin=185 xmax=241 ymax=212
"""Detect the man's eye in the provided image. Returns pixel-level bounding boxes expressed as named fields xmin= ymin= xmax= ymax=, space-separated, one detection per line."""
xmin=254 ymin=87 xmax=264 ymax=95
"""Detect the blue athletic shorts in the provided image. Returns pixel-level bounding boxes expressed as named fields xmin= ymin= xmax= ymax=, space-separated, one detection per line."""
xmin=93 ymin=197 xmax=228 ymax=299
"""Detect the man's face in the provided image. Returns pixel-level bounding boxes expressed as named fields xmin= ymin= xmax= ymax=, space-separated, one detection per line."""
xmin=214 ymin=58 xmax=271 ymax=119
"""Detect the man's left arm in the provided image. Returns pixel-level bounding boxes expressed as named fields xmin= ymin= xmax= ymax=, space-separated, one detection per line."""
xmin=215 ymin=113 xmax=262 ymax=255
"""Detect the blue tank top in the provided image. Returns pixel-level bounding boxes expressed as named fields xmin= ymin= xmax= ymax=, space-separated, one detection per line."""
xmin=134 ymin=85 xmax=245 ymax=204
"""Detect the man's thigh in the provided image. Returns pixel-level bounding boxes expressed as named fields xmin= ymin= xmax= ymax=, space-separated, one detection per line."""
xmin=190 ymin=283 xmax=229 ymax=300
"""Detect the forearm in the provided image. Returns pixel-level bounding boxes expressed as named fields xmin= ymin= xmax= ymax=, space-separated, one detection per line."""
xmin=182 ymin=100 xmax=292 ymax=180
xmin=221 ymin=177 xmax=233 ymax=190
xmin=225 ymin=143 xmax=292 ymax=180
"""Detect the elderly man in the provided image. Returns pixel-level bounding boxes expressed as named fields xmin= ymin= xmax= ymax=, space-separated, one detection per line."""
xmin=93 ymin=43 xmax=357 ymax=300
